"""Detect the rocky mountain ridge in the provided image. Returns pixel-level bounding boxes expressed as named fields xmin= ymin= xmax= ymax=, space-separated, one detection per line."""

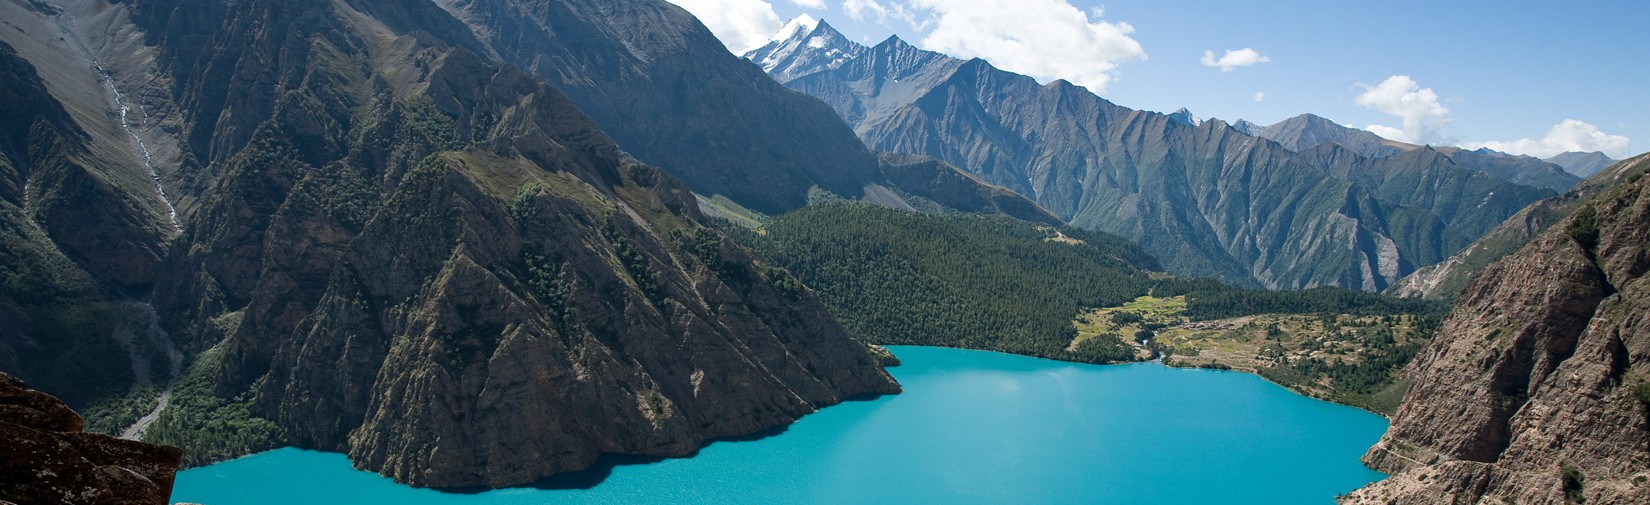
xmin=779 ymin=35 xmax=1558 ymax=291
xmin=1251 ymin=113 xmax=1411 ymax=158
xmin=1242 ymin=113 xmax=1581 ymax=193
xmin=2 ymin=0 xmax=900 ymax=489
xmin=743 ymin=15 xmax=865 ymax=84
xmin=1348 ymin=152 xmax=1650 ymax=504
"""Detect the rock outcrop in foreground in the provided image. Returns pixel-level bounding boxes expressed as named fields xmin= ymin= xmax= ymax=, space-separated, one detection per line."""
xmin=0 ymin=372 xmax=181 ymax=505
xmin=1348 ymin=165 xmax=1650 ymax=503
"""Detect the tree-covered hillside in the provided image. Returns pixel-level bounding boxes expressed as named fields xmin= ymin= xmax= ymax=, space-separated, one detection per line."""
xmin=729 ymin=204 xmax=1160 ymax=362
xmin=729 ymin=204 xmax=1445 ymax=365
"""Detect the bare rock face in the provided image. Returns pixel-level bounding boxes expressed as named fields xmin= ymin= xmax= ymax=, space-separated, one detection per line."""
xmin=0 ymin=372 xmax=182 ymax=505
xmin=1347 ymin=169 xmax=1650 ymax=504
xmin=96 ymin=0 xmax=900 ymax=489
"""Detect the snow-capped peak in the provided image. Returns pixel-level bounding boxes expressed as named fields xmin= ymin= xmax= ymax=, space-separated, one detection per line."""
xmin=743 ymin=16 xmax=867 ymax=83
xmin=770 ymin=14 xmax=820 ymax=45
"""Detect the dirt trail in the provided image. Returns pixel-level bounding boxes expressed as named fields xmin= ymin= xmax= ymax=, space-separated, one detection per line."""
xmin=119 ymin=303 xmax=182 ymax=441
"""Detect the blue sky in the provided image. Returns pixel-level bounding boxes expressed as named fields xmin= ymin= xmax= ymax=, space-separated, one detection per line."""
xmin=668 ymin=0 xmax=1648 ymax=159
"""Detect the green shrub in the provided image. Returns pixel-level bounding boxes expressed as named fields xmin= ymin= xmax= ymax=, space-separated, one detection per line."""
xmin=1568 ymin=205 xmax=1600 ymax=252
xmin=1561 ymin=464 xmax=1586 ymax=503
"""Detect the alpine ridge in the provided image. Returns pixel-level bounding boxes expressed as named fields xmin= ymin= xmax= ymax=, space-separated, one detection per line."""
xmin=743 ymin=15 xmax=865 ymax=84
xmin=778 ymin=34 xmax=1558 ymax=291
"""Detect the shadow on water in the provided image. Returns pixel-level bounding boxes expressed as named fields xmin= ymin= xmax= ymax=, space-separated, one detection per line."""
xmin=430 ymin=424 xmax=799 ymax=494
xmin=430 ymin=391 xmax=900 ymax=494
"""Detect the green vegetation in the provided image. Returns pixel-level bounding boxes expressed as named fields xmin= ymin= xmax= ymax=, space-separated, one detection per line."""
xmin=671 ymin=226 xmax=723 ymax=267
xmin=0 ymin=203 xmax=144 ymax=408
xmin=696 ymin=194 xmax=767 ymax=229
xmin=729 ymin=203 xmax=1161 ymax=363
xmin=524 ymin=252 xmax=573 ymax=321
xmin=80 ymin=386 xmax=161 ymax=435
xmin=1569 ymin=204 xmax=1600 ymax=252
xmin=144 ymin=344 xmax=282 ymax=467
xmin=605 ymin=222 xmax=661 ymax=303
xmin=1071 ymin=295 xmax=1188 ymax=360
xmin=511 ymin=182 xmax=542 ymax=229
xmin=731 ymin=204 xmax=1444 ymax=412
xmin=1091 ymin=293 xmax=1438 ymax=414
xmin=1181 ymin=286 xmax=1447 ymax=320
xmin=731 ymin=203 xmax=1443 ymax=373
xmin=1562 ymin=463 xmax=1587 ymax=503
xmin=1634 ymin=382 xmax=1650 ymax=415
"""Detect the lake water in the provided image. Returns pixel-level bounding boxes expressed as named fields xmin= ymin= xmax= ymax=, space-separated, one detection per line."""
xmin=172 ymin=346 xmax=1388 ymax=504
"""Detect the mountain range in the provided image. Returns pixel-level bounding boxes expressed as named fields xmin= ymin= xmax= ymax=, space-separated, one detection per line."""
xmin=0 ymin=2 xmax=1644 ymax=503
xmin=755 ymin=23 xmax=1568 ymax=291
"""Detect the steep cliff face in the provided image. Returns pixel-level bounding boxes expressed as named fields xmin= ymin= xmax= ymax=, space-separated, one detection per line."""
xmin=1348 ymin=166 xmax=1650 ymax=504
xmin=0 ymin=372 xmax=182 ymax=505
xmin=3 ymin=0 xmax=898 ymax=489
xmin=783 ymin=37 xmax=1553 ymax=292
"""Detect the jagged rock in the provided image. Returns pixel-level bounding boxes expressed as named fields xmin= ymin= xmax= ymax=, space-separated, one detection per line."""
xmin=743 ymin=15 xmax=865 ymax=83
xmin=0 ymin=373 xmax=182 ymax=505
xmin=1347 ymin=160 xmax=1650 ymax=504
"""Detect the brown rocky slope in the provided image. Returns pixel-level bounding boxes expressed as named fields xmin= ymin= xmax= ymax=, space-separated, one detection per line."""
xmin=1347 ymin=164 xmax=1650 ymax=503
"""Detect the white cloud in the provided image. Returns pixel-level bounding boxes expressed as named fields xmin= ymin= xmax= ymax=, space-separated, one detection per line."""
xmin=1200 ymin=48 xmax=1270 ymax=72
xmin=907 ymin=0 xmax=1147 ymax=92
xmin=842 ymin=0 xmax=918 ymax=25
xmin=843 ymin=0 xmax=884 ymax=21
xmin=1354 ymin=75 xmax=1452 ymax=145
xmin=1464 ymin=120 xmax=1633 ymax=159
xmin=1252 ymin=91 xmax=1265 ymax=102
xmin=665 ymin=0 xmax=783 ymax=54
xmin=788 ymin=0 xmax=825 ymax=8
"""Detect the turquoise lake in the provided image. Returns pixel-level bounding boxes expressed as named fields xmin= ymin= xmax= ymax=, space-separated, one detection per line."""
xmin=171 ymin=346 xmax=1389 ymax=504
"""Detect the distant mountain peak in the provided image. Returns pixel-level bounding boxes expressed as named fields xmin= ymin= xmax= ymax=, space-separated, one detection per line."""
xmin=878 ymin=34 xmax=911 ymax=47
xmin=744 ymin=16 xmax=865 ymax=83
xmin=1230 ymin=119 xmax=1262 ymax=135
xmin=1254 ymin=113 xmax=1413 ymax=158
xmin=1545 ymin=150 xmax=1616 ymax=178
xmin=772 ymin=13 xmax=820 ymax=43
xmin=1167 ymin=108 xmax=1203 ymax=127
